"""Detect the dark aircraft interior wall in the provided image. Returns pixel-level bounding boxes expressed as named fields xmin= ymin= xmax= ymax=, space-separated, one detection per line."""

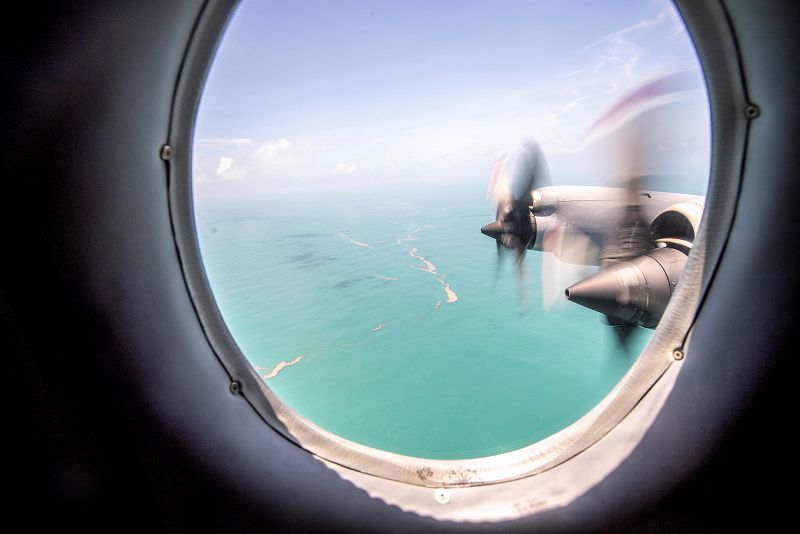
xmin=3 ymin=0 xmax=798 ymax=530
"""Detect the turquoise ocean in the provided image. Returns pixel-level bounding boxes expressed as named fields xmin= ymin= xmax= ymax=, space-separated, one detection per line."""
xmin=194 ymin=181 xmax=650 ymax=460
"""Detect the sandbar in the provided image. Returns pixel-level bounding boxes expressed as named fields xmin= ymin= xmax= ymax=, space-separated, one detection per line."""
xmin=263 ymin=355 xmax=304 ymax=379
xmin=438 ymin=278 xmax=458 ymax=302
xmin=403 ymin=239 xmax=458 ymax=304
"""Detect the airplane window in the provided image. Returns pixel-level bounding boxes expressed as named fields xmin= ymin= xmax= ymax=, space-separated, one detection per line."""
xmin=192 ymin=0 xmax=709 ymax=462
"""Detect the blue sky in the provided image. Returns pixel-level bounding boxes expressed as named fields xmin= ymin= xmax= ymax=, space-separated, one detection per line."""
xmin=193 ymin=0 xmax=709 ymax=196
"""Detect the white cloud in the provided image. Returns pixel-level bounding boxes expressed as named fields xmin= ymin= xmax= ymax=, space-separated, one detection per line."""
xmin=561 ymin=95 xmax=587 ymax=113
xmin=585 ymin=6 xmax=673 ymax=51
xmin=255 ymin=138 xmax=292 ymax=158
xmin=195 ymin=136 xmax=336 ymax=189
xmin=192 ymin=2 xmax=705 ymax=195
xmin=195 ymin=137 xmax=252 ymax=148
xmin=250 ymin=138 xmax=303 ymax=179
xmin=214 ymin=156 xmax=248 ymax=181
xmin=582 ymin=5 xmax=685 ymax=81
xmin=334 ymin=163 xmax=358 ymax=175
xmin=217 ymin=156 xmax=233 ymax=175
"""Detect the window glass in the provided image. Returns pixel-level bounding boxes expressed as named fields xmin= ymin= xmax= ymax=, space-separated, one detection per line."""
xmin=193 ymin=0 xmax=709 ymax=459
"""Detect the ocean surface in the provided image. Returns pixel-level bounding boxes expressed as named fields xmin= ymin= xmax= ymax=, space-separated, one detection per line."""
xmin=194 ymin=181 xmax=651 ymax=460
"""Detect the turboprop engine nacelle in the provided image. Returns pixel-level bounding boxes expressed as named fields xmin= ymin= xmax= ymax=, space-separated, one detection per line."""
xmin=565 ymin=246 xmax=687 ymax=328
xmin=565 ymin=202 xmax=700 ymax=328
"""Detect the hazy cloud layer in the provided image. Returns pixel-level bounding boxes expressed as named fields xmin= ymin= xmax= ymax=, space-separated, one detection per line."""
xmin=193 ymin=1 xmax=709 ymax=196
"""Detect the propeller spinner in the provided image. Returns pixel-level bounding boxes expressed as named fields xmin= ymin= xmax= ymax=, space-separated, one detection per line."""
xmin=482 ymin=138 xmax=550 ymax=268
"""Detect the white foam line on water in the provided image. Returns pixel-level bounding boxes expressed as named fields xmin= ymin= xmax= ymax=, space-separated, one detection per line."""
xmin=408 ymin=247 xmax=438 ymax=275
xmin=263 ymin=355 xmax=304 ymax=379
xmin=372 ymin=323 xmax=386 ymax=332
xmin=396 ymin=227 xmax=421 ymax=245
xmin=402 ymin=229 xmax=458 ymax=304
xmin=340 ymin=232 xmax=372 ymax=248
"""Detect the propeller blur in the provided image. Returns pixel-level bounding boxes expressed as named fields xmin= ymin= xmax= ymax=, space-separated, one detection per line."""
xmin=482 ymin=71 xmax=706 ymax=348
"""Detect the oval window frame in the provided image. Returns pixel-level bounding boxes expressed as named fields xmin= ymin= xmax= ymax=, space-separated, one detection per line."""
xmin=165 ymin=0 xmax=745 ymax=505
